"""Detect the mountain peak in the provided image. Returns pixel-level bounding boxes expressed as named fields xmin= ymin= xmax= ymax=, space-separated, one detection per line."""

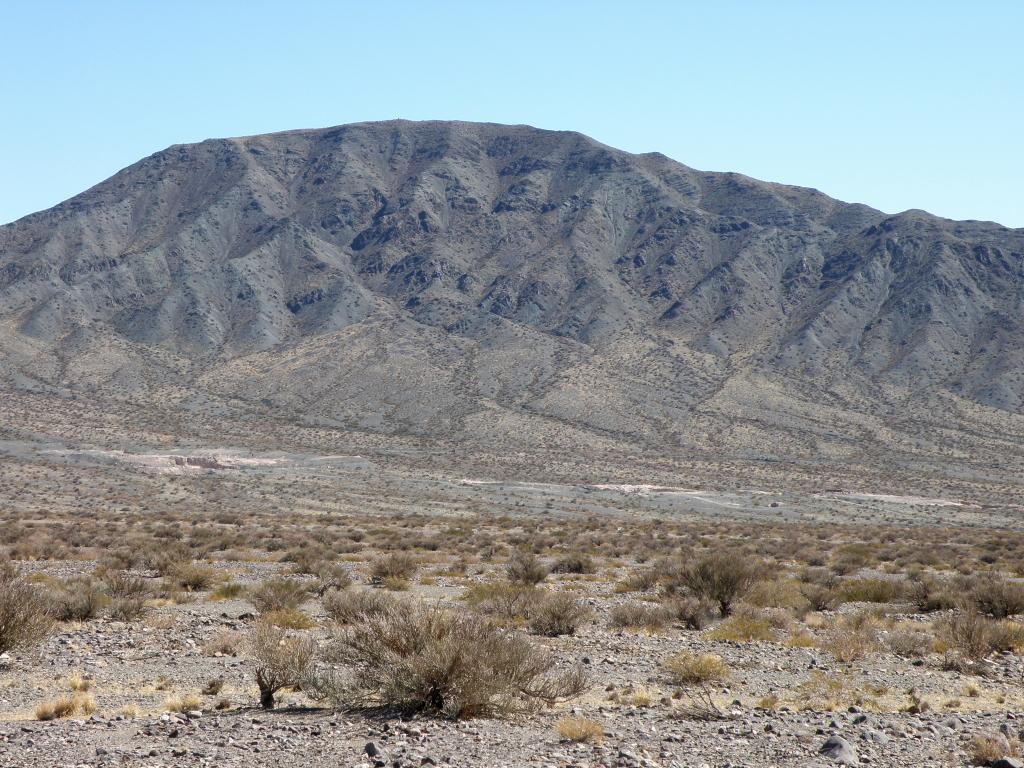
xmin=2 ymin=120 xmax=1023 ymax=466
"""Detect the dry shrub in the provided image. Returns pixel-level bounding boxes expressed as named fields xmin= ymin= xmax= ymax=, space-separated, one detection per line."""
xmin=100 ymin=571 xmax=149 ymax=600
xmin=166 ymin=563 xmax=216 ymax=592
xmin=674 ymin=551 xmax=760 ymax=616
xmin=313 ymin=563 xmax=353 ymax=594
xmin=940 ymin=610 xmax=1009 ymax=664
xmin=463 ymin=581 xmax=537 ymax=622
xmin=67 ymin=673 xmax=91 ymax=692
xmin=0 ymin=564 xmax=54 ymax=653
xmin=968 ymin=732 xmax=1018 ymax=765
xmin=795 ymin=671 xmax=855 ymax=711
xmin=970 ymin=575 xmax=1024 ymax=619
xmin=165 ymin=693 xmax=202 ymax=713
xmin=109 ymin=597 xmax=148 ymax=622
xmin=885 ymin=629 xmax=932 ymax=658
xmin=250 ymin=578 xmax=308 ymax=614
xmin=989 ymin=620 xmax=1024 ymax=653
xmin=313 ymin=602 xmax=587 ymax=719
xmin=617 ymin=567 xmax=660 ymax=593
xmin=210 ymin=582 xmax=244 ymax=600
xmin=555 ymin=716 xmax=604 ymax=743
xmin=746 ymin=579 xmax=810 ymax=614
xmin=837 ymin=577 xmax=906 ymax=604
xmin=248 ymin=622 xmax=318 ymax=709
xmin=785 ymin=629 xmax=819 ymax=648
xmin=323 ymin=589 xmax=399 ymax=625
xmin=908 ymin=573 xmax=958 ymax=613
xmin=35 ymin=693 xmax=95 ymax=720
xmin=52 ymin=577 xmax=106 ymax=622
xmin=550 ymin=554 xmax=596 ymax=575
xmin=823 ymin=625 xmax=878 ymax=662
xmin=203 ymin=629 xmax=243 ymax=656
xmin=117 ymin=704 xmax=141 ymax=719
xmin=800 ymin=582 xmax=840 ymax=612
xmin=832 ymin=543 xmax=876 ymax=573
xmin=608 ymin=602 xmax=670 ymax=631
xmin=381 ymin=575 xmax=410 ymax=591
xmin=506 ymin=551 xmax=549 ymax=585
xmin=369 ymin=552 xmax=419 ymax=585
xmin=663 ymin=596 xmax=714 ymax=630
xmin=263 ymin=608 xmax=314 ymax=629
xmin=34 ymin=696 xmax=76 ymax=721
xmin=664 ymin=652 xmax=730 ymax=686
xmin=709 ymin=606 xmax=780 ymax=642
xmin=529 ymin=592 xmax=590 ymax=637
xmin=101 ymin=570 xmax=150 ymax=621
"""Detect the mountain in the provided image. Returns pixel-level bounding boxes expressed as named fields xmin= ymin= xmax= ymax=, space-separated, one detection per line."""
xmin=2 ymin=120 xmax=1024 ymax=489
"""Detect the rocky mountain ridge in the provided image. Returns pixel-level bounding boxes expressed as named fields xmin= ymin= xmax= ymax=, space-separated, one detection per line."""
xmin=2 ymin=120 xmax=1023 ymax=473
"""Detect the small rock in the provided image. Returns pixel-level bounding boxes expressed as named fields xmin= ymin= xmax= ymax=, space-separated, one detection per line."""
xmin=819 ymin=734 xmax=858 ymax=766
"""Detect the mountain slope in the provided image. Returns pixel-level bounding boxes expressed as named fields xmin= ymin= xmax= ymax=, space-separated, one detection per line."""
xmin=2 ymin=120 xmax=1023 ymax=471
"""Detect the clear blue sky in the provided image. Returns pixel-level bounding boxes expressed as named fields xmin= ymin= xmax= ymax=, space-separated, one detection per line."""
xmin=2 ymin=1 xmax=1021 ymax=227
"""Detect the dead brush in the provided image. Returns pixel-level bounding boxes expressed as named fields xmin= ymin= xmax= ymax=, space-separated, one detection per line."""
xmin=968 ymin=732 xmax=1018 ymax=765
xmin=164 ymin=562 xmax=217 ymax=592
xmin=822 ymin=615 xmax=879 ymax=663
xmin=369 ymin=552 xmax=419 ymax=586
xmin=310 ymin=601 xmax=587 ymax=719
xmin=462 ymin=581 xmax=537 ymax=623
xmin=51 ymin=576 xmax=106 ymax=622
xmin=165 ymin=693 xmax=202 ymax=713
xmin=555 ymin=716 xmax=604 ymax=743
xmin=938 ymin=609 xmax=1017 ymax=672
xmin=250 ymin=577 xmax=309 ymax=614
xmin=203 ymin=628 xmax=244 ymax=656
xmin=35 ymin=692 xmax=96 ymax=721
xmin=505 ymin=551 xmax=549 ymax=585
xmin=661 ymin=596 xmax=714 ymax=630
xmin=249 ymin=621 xmax=318 ymax=710
xmin=664 ymin=652 xmax=730 ymax=686
xmin=0 ymin=563 xmax=53 ymax=653
xmin=670 ymin=551 xmax=761 ymax=616
xmin=608 ymin=602 xmax=671 ymax=631
xmin=969 ymin=575 xmax=1024 ymax=619
xmin=884 ymin=628 xmax=932 ymax=658
xmin=323 ymin=588 xmax=400 ymax=625
xmin=708 ymin=606 xmax=783 ymax=642
xmin=528 ymin=592 xmax=590 ymax=637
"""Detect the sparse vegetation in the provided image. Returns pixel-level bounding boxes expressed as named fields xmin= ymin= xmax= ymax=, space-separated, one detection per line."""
xmin=664 ymin=651 xmax=730 ymax=686
xmin=506 ymin=551 xmax=549 ymax=586
xmin=609 ymin=602 xmax=670 ymax=631
xmin=249 ymin=622 xmax=318 ymax=710
xmin=0 ymin=563 xmax=54 ymax=653
xmin=312 ymin=602 xmax=586 ymax=718
xmin=528 ymin=592 xmax=590 ymax=636
xmin=369 ymin=552 xmax=419 ymax=586
xmin=555 ymin=716 xmax=604 ymax=743
xmin=250 ymin=577 xmax=308 ymax=614
xmin=674 ymin=552 xmax=759 ymax=616
xmin=165 ymin=693 xmax=202 ymax=713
